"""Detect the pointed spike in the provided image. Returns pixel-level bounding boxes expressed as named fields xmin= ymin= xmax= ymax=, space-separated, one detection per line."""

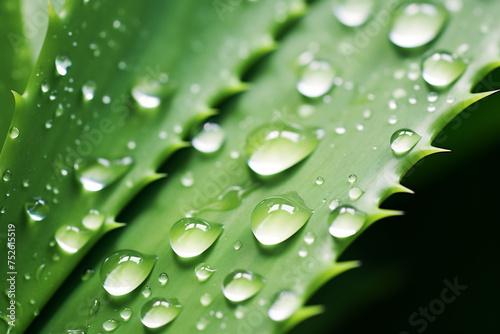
xmin=393 ymin=184 xmax=414 ymax=195
xmin=48 ymin=1 xmax=61 ymax=22
xmin=307 ymin=261 xmax=361 ymax=297
xmin=283 ymin=305 xmax=324 ymax=332
xmin=368 ymin=208 xmax=404 ymax=225
xmin=103 ymin=219 xmax=126 ymax=232
xmin=11 ymin=90 xmax=23 ymax=103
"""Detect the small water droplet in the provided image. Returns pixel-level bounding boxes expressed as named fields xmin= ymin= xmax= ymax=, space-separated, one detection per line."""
xmin=180 ymin=171 xmax=194 ymax=187
xmin=422 ymin=52 xmax=466 ymax=89
xmin=76 ymin=157 xmax=133 ymax=191
xmin=196 ymin=317 xmax=209 ymax=330
xmin=100 ymin=250 xmax=156 ymax=296
xmin=195 ymin=263 xmax=216 ymax=282
xmin=298 ymin=104 xmax=315 ymax=118
xmin=427 ymin=91 xmax=439 ymax=102
xmin=132 ymin=87 xmax=160 ymax=108
xmin=268 ymin=290 xmax=301 ymax=321
xmin=390 ymin=129 xmax=422 ymax=155
xmin=82 ymin=80 xmax=96 ymax=101
xmin=200 ymin=293 xmax=213 ymax=306
xmin=55 ymin=226 xmax=91 ymax=253
xmin=328 ymin=205 xmax=366 ymax=238
xmin=55 ymin=54 xmax=72 ymax=76
xmin=246 ymin=123 xmax=320 ymax=176
xmin=41 ymin=80 xmax=50 ymax=93
xmin=142 ymin=286 xmax=152 ymax=298
xmin=192 ymin=122 xmax=225 ymax=153
xmin=251 ymin=193 xmax=312 ymax=245
xmin=315 ymin=176 xmax=324 ymax=185
xmin=2 ymin=170 xmax=12 ymax=181
xmin=333 ymin=0 xmax=374 ymax=27
xmin=81 ymin=268 xmax=94 ymax=281
xmin=25 ymin=197 xmax=49 ymax=221
xmin=388 ymin=115 xmax=398 ymax=125
xmin=298 ymin=247 xmax=308 ymax=257
xmin=222 ymin=270 xmax=265 ymax=302
xmin=24 ymin=273 xmax=31 ymax=280
xmin=348 ymin=174 xmax=357 ymax=183
xmin=349 ymin=187 xmax=364 ymax=200
xmin=140 ymin=298 xmax=183 ymax=328
xmin=9 ymin=127 xmax=19 ymax=139
xmin=169 ymin=217 xmax=223 ymax=258
xmin=304 ymin=231 xmax=315 ymax=245
xmin=297 ymin=60 xmax=336 ymax=98
xmin=158 ymin=272 xmax=169 ymax=286
xmin=389 ymin=3 xmax=448 ymax=49
xmin=233 ymin=240 xmax=242 ymax=250
xmin=89 ymin=299 xmax=100 ymax=316
xmin=120 ymin=307 xmax=132 ymax=321
xmin=103 ymin=319 xmax=120 ymax=332
xmin=82 ymin=210 xmax=105 ymax=230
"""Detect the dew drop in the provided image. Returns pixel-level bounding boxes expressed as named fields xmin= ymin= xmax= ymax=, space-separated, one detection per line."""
xmin=388 ymin=114 xmax=398 ymax=125
xmin=390 ymin=129 xmax=422 ymax=155
xmin=2 ymin=170 xmax=12 ymax=181
xmin=348 ymin=174 xmax=357 ymax=183
xmin=389 ymin=3 xmax=448 ymax=49
xmin=315 ymin=176 xmax=324 ymax=185
xmin=120 ymin=307 xmax=132 ymax=321
xmin=132 ymin=87 xmax=160 ymax=108
xmin=25 ymin=197 xmax=49 ymax=221
xmin=268 ymin=290 xmax=301 ymax=322
xmin=9 ymin=127 xmax=19 ymax=139
xmin=192 ymin=122 xmax=225 ymax=153
xmin=333 ymin=0 xmax=374 ymax=27
xmin=55 ymin=54 xmax=72 ymax=76
xmin=55 ymin=226 xmax=91 ymax=253
xmin=297 ymin=60 xmax=336 ymax=98
xmin=82 ymin=210 xmax=105 ymax=230
xmin=422 ymin=52 xmax=466 ymax=89
xmin=158 ymin=272 xmax=169 ymax=286
xmin=180 ymin=171 xmax=194 ymax=187
xmin=233 ymin=240 xmax=242 ymax=250
xmin=41 ymin=80 xmax=50 ymax=93
xmin=245 ymin=123 xmax=319 ymax=176
xmin=427 ymin=91 xmax=439 ymax=102
xmin=140 ymin=298 xmax=182 ymax=328
xmin=81 ymin=268 xmax=94 ymax=281
xmin=195 ymin=263 xmax=216 ymax=282
xmin=169 ymin=217 xmax=224 ymax=258
xmin=142 ymin=286 xmax=152 ymax=298
xmin=76 ymin=157 xmax=133 ymax=191
xmin=100 ymin=250 xmax=156 ymax=296
xmin=251 ymin=193 xmax=312 ymax=245
xmin=102 ymin=319 xmax=120 ymax=332
xmin=298 ymin=247 xmax=308 ymax=257
xmin=196 ymin=317 xmax=209 ymax=330
xmin=349 ymin=187 xmax=364 ymax=200
xmin=328 ymin=205 xmax=366 ymax=238
xmin=82 ymin=80 xmax=96 ymax=101
xmin=222 ymin=270 xmax=265 ymax=302
xmin=200 ymin=293 xmax=213 ymax=306
xmin=304 ymin=231 xmax=315 ymax=245
xmin=89 ymin=299 xmax=100 ymax=316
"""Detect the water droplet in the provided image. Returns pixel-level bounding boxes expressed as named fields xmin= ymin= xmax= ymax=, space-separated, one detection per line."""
xmin=102 ymin=319 xmax=120 ymax=332
xmin=304 ymin=231 xmax=315 ymax=245
xmin=200 ymin=293 xmax=213 ymax=306
xmin=180 ymin=171 xmax=194 ymax=187
xmin=55 ymin=54 xmax=72 ymax=76
xmin=55 ymin=226 xmax=91 ymax=253
xmin=233 ymin=240 xmax=242 ymax=250
xmin=201 ymin=185 xmax=249 ymax=212
xmin=100 ymin=250 xmax=156 ymax=296
xmin=251 ymin=193 xmax=312 ymax=245
xmin=427 ymin=91 xmax=439 ymax=102
xmin=140 ymin=298 xmax=182 ymax=328
xmin=388 ymin=114 xmax=398 ymax=125
xmin=195 ymin=263 xmax=216 ymax=282
xmin=142 ymin=286 xmax=152 ymax=298
xmin=246 ymin=123 xmax=319 ymax=176
xmin=349 ymin=187 xmax=364 ymax=200
xmin=82 ymin=80 xmax=96 ymax=101
xmin=0 ymin=206 xmax=5 ymax=214
xmin=348 ymin=174 xmax=357 ymax=183
xmin=222 ymin=270 xmax=265 ymax=302
xmin=25 ymin=197 xmax=49 ymax=221
xmin=192 ymin=122 xmax=225 ymax=153
xmin=9 ymin=127 xmax=19 ymax=139
xmin=298 ymin=104 xmax=315 ymax=118
xmin=169 ymin=217 xmax=223 ymax=258
xmin=158 ymin=272 xmax=169 ymax=285
xmin=196 ymin=317 xmax=209 ymax=330
xmin=389 ymin=3 xmax=448 ymax=49
xmin=132 ymin=87 xmax=160 ymax=108
xmin=390 ymin=129 xmax=422 ymax=155
xmin=298 ymin=247 xmax=308 ymax=257
xmin=315 ymin=176 xmax=324 ymax=185
xmin=24 ymin=273 xmax=31 ymax=280
xmin=89 ymin=299 xmax=100 ymax=316
xmin=422 ymin=52 xmax=466 ymax=89
xmin=76 ymin=157 xmax=133 ymax=191
xmin=2 ymin=170 xmax=12 ymax=181
xmin=297 ymin=60 xmax=336 ymax=98
xmin=41 ymin=80 xmax=50 ymax=93
xmin=268 ymin=290 xmax=301 ymax=321
xmin=82 ymin=210 xmax=105 ymax=230
xmin=333 ymin=0 xmax=374 ymax=27
xmin=328 ymin=205 xmax=366 ymax=238
xmin=120 ymin=307 xmax=132 ymax=321
xmin=81 ymin=268 xmax=94 ymax=281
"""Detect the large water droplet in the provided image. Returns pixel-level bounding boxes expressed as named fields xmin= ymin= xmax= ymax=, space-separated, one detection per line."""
xmin=169 ymin=217 xmax=223 ymax=258
xmin=297 ymin=60 xmax=336 ymax=98
xmin=333 ymin=0 xmax=374 ymax=27
xmin=268 ymin=290 xmax=301 ymax=321
xmin=140 ymin=298 xmax=182 ymax=328
xmin=82 ymin=210 xmax=105 ymax=230
xmin=9 ymin=127 xmax=19 ymax=139
xmin=25 ymin=197 xmax=49 ymax=221
xmin=55 ymin=226 xmax=91 ymax=253
xmin=328 ymin=205 xmax=366 ymax=238
xmin=390 ymin=129 xmax=422 ymax=155
xmin=2 ymin=170 xmax=12 ymax=181
xmin=422 ymin=52 xmax=466 ymax=89
xmin=222 ymin=270 xmax=265 ymax=302
xmin=76 ymin=157 xmax=133 ymax=191
xmin=251 ymin=193 xmax=312 ymax=245
xmin=100 ymin=250 xmax=156 ymax=296
xmin=192 ymin=122 xmax=225 ymax=153
xmin=55 ymin=54 xmax=72 ymax=76
xmin=195 ymin=263 xmax=216 ymax=282
xmin=132 ymin=87 xmax=160 ymax=109
xmin=246 ymin=123 xmax=319 ymax=176
xmin=389 ymin=3 xmax=448 ymax=49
